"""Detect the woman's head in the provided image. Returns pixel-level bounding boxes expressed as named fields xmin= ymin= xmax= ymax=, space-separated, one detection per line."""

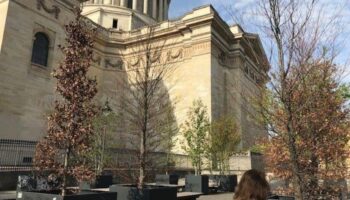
xmin=234 ymin=169 xmax=270 ymax=200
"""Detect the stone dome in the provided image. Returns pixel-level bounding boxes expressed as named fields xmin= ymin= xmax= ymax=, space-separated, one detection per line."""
xmin=84 ymin=0 xmax=170 ymax=22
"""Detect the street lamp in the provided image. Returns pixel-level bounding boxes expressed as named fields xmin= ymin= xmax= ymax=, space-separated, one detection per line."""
xmin=99 ymin=99 xmax=112 ymax=174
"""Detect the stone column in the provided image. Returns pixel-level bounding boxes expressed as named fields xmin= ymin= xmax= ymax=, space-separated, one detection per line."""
xmin=159 ymin=0 xmax=163 ymax=21
xmin=120 ymin=0 xmax=127 ymax=7
xmin=152 ymin=0 xmax=157 ymax=19
xmin=143 ymin=0 xmax=149 ymax=14
xmin=164 ymin=0 xmax=168 ymax=20
xmin=132 ymin=0 xmax=138 ymax=11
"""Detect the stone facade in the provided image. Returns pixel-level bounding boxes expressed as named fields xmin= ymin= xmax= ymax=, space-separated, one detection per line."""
xmin=0 ymin=0 xmax=269 ymax=164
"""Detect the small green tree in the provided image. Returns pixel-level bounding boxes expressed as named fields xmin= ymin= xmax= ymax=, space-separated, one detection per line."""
xmin=90 ymin=100 xmax=119 ymax=175
xmin=209 ymin=116 xmax=240 ymax=174
xmin=182 ymin=99 xmax=210 ymax=175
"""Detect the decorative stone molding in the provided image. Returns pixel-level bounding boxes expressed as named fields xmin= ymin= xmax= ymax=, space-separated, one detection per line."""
xmin=218 ymin=51 xmax=227 ymax=65
xmin=217 ymin=51 xmax=241 ymax=69
xmin=244 ymin=61 xmax=262 ymax=85
xmin=150 ymin=52 xmax=161 ymax=64
xmin=183 ymin=42 xmax=210 ymax=58
xmin=92 ymin=54 xmax=102 ymax=66
xmin=36 ymin=0 xmax=60 ymax=19
xmin=129 ymin=58 xmax=140 ymax=68
xmin=167 ymin=48 xmax=183 ymax=61
xmin=81 ymin=17 xmax=109 ymax=38
xmin=105 ymin=59 xmax=123 ymax=70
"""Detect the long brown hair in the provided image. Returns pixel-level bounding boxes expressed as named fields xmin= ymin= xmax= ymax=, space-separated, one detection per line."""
xmin=234 ymin=169 xmax=270 ymax=200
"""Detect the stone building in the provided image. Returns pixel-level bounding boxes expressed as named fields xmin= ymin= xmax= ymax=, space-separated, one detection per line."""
xmin=0 ymin=0 xmax=269 ymax=171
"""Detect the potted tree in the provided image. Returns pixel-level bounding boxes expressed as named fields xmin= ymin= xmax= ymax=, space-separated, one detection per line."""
xmin=90 ymin=100 xmax=118 ymax=189
xmin=109 ymin=25 xmax=178 ymax=200
xmin=181 ymin=99 xmax=210 ymax=195
xmin=17 ymin=9 xmax=117 ymax=200
xmin=155 ymin=105 xmax=179 ymax=185
xmin=208 ymin=115 xmax=240 ymax=192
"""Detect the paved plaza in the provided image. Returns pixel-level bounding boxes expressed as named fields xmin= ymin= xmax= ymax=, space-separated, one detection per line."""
xmin=0 ymin=191 xmax=16 ymax=200
xmin=0 ymin=191 xmax=235 ymax=200
xmin=198 ymin=193 xmax=234 ymax=200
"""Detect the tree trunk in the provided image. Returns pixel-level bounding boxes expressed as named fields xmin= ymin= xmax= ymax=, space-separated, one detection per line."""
xmin=139 ymin=65 xmax=149 ymax=189
xmin=62 ymin=148 xmax=70 ymax=196
xmin=286 ymin=115 xmax=304 ymax=200
xmin=139 ymin=135 xmax=145 ymax=189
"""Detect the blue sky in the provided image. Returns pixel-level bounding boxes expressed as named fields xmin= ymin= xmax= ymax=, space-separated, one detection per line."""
xmin=169 ymin=1 xmax=206 ymax=18
xmin=169 ymin=0 xmax=255 ymax=24
xmin=169 ymin=0 xmax=350 ymax=83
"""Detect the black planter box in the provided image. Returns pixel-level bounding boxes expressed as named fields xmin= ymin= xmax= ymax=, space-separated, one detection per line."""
xmin=110 ymin=184 xmax=177 ymax=200
xmin=208 ymin=175 xmax=237 ymax=192
xmin=95 ymin=175 xmax=113 ymax=188
xmin=155 ymin=174 xmax=179 ymax=185
xmin=268 ymin=195 xmax=295 ymax=200
xmin=79 ymin=181 xmax=91 ymax=190
xmin=185 ymin=175 xmax=209 ymax=195
xmin=16 ymin=191 xmax=117 ymax=200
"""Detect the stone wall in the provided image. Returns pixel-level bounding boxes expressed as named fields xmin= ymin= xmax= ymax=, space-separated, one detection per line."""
xmin=0 ymin=0 xmax=74 ymax=140
xmin=0 ymin=2 xmax=269 ymax=157
xmin=229 ymin=151 xmax=265 ymax=181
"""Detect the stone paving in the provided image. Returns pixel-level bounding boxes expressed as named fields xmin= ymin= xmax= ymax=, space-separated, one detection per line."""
xmin=0 ymin=191 xmax=16 ymax=200
xmin=0 ymin=190 xmax=234 ymax=200
xmin=13 ymin=191 xmax=350 ymax=200
xmin=198 ymin=193 xmax=234 ymax=200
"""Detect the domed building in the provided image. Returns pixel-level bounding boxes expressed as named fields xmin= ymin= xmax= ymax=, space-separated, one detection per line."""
xmin=0 ymin=0 xmax=268 ymax=180
xmin=83 ymin=0 xmax=170 ymax=30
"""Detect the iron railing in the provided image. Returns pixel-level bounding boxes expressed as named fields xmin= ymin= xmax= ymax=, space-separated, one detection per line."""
xmin=0 ymin=139 xmax=192 ymax=172
xmin=0 ymin=139 xmax=36 ymax=171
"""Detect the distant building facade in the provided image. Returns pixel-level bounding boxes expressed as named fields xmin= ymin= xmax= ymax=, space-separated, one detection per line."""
xmin=0 ymin=0 xmax=269 ymax=172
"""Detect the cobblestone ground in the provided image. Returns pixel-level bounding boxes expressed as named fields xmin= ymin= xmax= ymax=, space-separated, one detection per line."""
xmin=198 ymin=193 xmax=234 ymax=200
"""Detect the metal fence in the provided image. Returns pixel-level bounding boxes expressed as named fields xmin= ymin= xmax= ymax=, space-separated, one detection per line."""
xmin=0 ymin=139 xmax=36 ymax=171
xmin=0 ymin=139 xmax=193 ymax=172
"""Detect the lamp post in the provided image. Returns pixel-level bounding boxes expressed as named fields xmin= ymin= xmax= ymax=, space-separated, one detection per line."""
xmin=100 ymin=99 xmax=112 ymax=174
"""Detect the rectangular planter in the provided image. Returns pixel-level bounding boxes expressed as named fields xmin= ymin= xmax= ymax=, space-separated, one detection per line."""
xmin=95 ymin=175 xmax=113 ymax=188
xmin=155 ymin=174 xmax=179 ymax=185
xmin=16 ymin=191 xmax=117 ymax=200
xmin=185 ymin=175 xmax=208 ymax=195
xmin=209 ymin=175 xmax=237 ymax=192
xmin=268 ymin=195 xmax=295 ymax=200
xmin=110 ymin=184 xmax=177 ymax=200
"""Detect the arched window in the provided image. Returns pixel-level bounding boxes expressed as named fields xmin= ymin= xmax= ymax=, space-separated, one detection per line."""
xmin=31 ymin=32 xmax=49 ymax=67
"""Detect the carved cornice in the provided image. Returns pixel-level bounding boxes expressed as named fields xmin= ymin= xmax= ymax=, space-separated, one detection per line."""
xmin=216 ymin=51 xmax=241 ymax=70
xmin=36 ymin=0 xmax=60 ymax=19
